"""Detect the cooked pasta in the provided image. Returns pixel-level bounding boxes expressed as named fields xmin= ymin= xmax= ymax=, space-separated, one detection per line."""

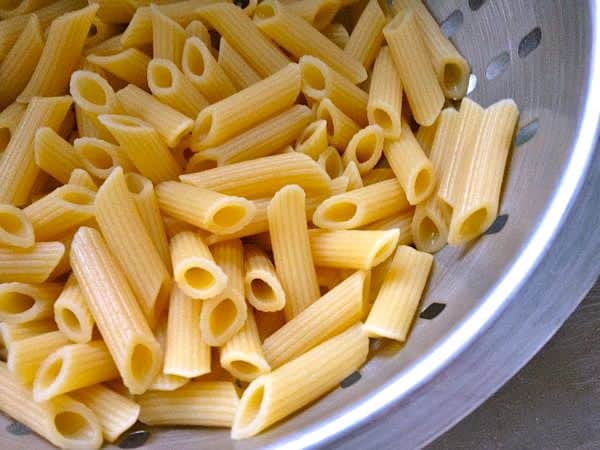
xmin=0 ymin=320 xmax=56 ymax=357
xmin=318 ymin=146 xmax=344 ymax=179
xmin=53 ymin=275 xmax=95 ymax=343
xmin=68 ymin=169 xmax=98 ymax=191
xmin=368 ymin=46 xmax=403 ymax=139
xmin=0 ymin=102 xmax=26 ymax=152
xmin=185 ymin=20 xmax=210 ymax=44
xmin=149 ymin=316 xmax=190 ymax=392
xmin=0 ymin=0 xmax=55 ymax=18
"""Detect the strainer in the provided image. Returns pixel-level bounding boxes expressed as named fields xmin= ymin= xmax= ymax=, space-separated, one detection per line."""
xmin=1 ymin=1 xmax=599 ymax=449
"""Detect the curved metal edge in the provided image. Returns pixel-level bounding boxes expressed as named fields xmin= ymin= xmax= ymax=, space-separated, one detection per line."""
xmin=270 ymin=1 xmax=600 ymax=448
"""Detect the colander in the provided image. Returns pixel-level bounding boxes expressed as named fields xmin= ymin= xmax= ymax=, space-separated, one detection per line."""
xmin=1 ymin=1 xmax=599 ymax=449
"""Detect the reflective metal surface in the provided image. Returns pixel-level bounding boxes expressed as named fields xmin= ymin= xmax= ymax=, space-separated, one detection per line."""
xmin=1 ymin=1 xmax=599 ymax=449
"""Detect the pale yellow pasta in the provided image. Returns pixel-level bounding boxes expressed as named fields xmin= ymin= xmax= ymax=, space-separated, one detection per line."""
xmin=362 ymin=169 xmax=395 ymax=186
xmin=217 ymin=38 xmax=262 ymax=91
xmin=254 ymin=0 xmax=367 ymax=84
xmin=343 ymin=161 xmax=364 ymax=190
xmin=199 ymin=239 xmax=248 ymax=346
xmin=53 ymin=275 xmax=95 ymax=344
xmin=295 ymin=119 xmax=328 ymax=159
xmin=0 ymin=282 xmax=61 ymax=323
xmin=365 ymin=245 xmax=433 ymax=340
xmin=162 ymin=215 xmax=198 ymax=238
xmin=95 ymin=167 xmax=171 ymax=327
xmin=114 ymin=84 xmax=193 ymax=147
xmin=383 ymin=10 xmax=444 ymax=126
xmin=89 ymin=0 xmax=137 ymax=24
xmin=0 ymin=362 xmax=103 ymax=449
xmin=342 ymin=125 xmax=384 ymax=174
xmin=412 ymin=196 xmax=450 ymax=253
xmin=286 ymin=0 xmax=342 ymax=30
xmin=186 ymin=151 xmax=219 ymax=173
xmin=318 ymin=146 xmax=344 ymax=179
xmin=182 ymin=37 xmax=237 ymax=103
xmin=316 ymin=98 xmax=361 ymax=150
xmin=181 ymin=152 xmax=332 ymax=199
xmin=190 ymin=63 xmax=300 ymax=150
xmin=185 ymin=20 xmax=210 ymax=44
xmin=368 ymin=46 xmax=403 ymax=139
xmin=68 ymin=169 xmax=98 ymax=191
xmin=268 ymin=185 xmax=320 ymax=320
xmin=0 ymin=204 xmax=35 ymax=248
xmin=0 ymin=320 xmax=56 ymax=357
xmin=391 ymin=0 xmax=469 ymax=99
xmin=70 ymin=227 xmax=162 ymax=394
xmin=0 ymin=96 xmax=72 ymax=206
xmin=416 ymin=121 xmax=439 ymax=154
xmin=232 ymin=323 xmax=368 ymax=439
xmin=138 ymin=381 xmax=239 ymax=427
xmin=344 ymin=0 xmax=386 ymax=70
xmin=448 ymin=99 xmax=519 ymax=244
xmin=33 ymin=128 xmax=81 ymax=184
xmin=0 ymin=102 xmax=26 ymax=152
xmin=17 ymin=5 xmax=98 ymax=103
xmin=69 ymin=70 xmax=122 ymax=118
xmin=243 ymin=244 xmax=286 ymax=312
xmin=0 ymin=242 xmax=65 ymax=283
xmin=170 ymin=231 xmax=227 ymax=299
xmin=147 ymin=58 xmax=209 ymax=118
xmin=220 ymin=307 xmax=270 ymax=382
xmin=164 ymin=286 xmax=211 ymax=377
xmin=124 ymin=172 xmax=171 ymax=268
xmin=0 ymin=15 xmax=44 ymax=106
xmin=196 ymin=3 xmax=289 ymax=78
xmin=331 ymin=174 xmax=350 ymax=194
xmin=152 ymin=5 xmax=186 ymax=65
xmin=87 ymin=48 xmax=151 ymax=89
xmin=83 ymin=33 xmax=124 ymax=57
xmin=98 ymin=114 xmax=181 ymax=183
xmin=47 ymin=234 xmax=73 ymax=280
xmin=0 ymin=0 xmax=54 ymax=18
xmin=157 ymin=181 xmax=256 ymax=234
xmin=74 ymin=137 xmax=133 ymax=180
xmin=149 ymin=316 xmax=189 ymax=392
xmin=364 ymin=208 xmax=414 ymax=244
xmin=384 ymin=121 xmax=435 ymax=205
xmin=323 ymin=22 xmax=350 ymax=48
xmin=313 ymin=178 xmax=410 ymax=230
xmin=70 ymin=384 xmax=140 ymax=443
xmin=84 ymin=16 xmax=122 ymax=49
xmin=75 ymin=104 xmax=114 ymax=141
xmin=7 ymin=330 xmax=70 ymax=384
xmin=33 ymin=340 xmax=120 ymax=401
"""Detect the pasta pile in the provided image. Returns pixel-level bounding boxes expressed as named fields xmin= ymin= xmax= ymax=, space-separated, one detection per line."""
xmin=0 ymin=0 xmax=519 ymax=447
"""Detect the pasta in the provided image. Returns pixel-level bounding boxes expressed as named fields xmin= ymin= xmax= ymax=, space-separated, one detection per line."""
xmin=74 ymin=136 xmax=134 ymax=180
xmin=342 ymin=125 xmax=384 ymax=174
xmin=149 ymin=316 xmax=190 ymax=392
xmin=69 ymin=70 xmax=122 ymax=121
xmin=0 ymin=204 xmax=35 ymax=248
xmin=87 ymin=48 xmax=151 ymax=89
xmin=316 ymin=98 xmax=361 ymax=150
xmin=0 ymin=282 xmax=62 ymax=324
xmin=243 ymin=244 xmax=286 ymax=312
xmin=151 ymin=5 xmax=186 ymax=66
xmin=343 ymin=161 xmax=364 ymax=190
xmin=0 ymin=320 xmax=56 ymax=358
xmin=0 ymin=242 xmax=65 ymax=283
xmin=365 ymin=245 xmax=433 ymax=341
xmin=254 ymin=0 xmax=367 ymax=84
xmin=0 ymin=102 xmax=26 ymax=153
xmin=53 ymin=275 xmax=95 ymax=343
xmin=286 ymin=0 xmax=341 ymax=30
xmin=268 ymin=185 xmax=320 ymax=320
xmin=323 ymin=22 xmax=350 ymax=48
xmin=364 ymin=208 xmax=414 ymax=246
xmin=84 ymin=16 xmax=122 ymax=49
xmin=295 ymin=119 xmax=329 ymax=159
xmin=318 ymin=146 xmax=344 ymax=179
xmin=0 ymin=0 xmax=55 ymax=18
xmin=217 ymin=38 xmax=262 ymax=91
xmin=185 ymin=20 xmax=210 ymax=44
xmin=68 ymin=169 xmax=98 ymax=191
xmin=34 ymin=127 xmax=82 ymax=184
xmin=344 ymin=0 xmax=386 ymax=71
xmin=232 ymin=323 xmax=368 ymax=439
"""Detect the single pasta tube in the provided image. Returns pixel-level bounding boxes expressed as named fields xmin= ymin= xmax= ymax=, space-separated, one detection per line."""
xmin=244 ymin=244 xmax=286 ymax=312
xmin=384 ymin=121 xmax=435 ymax=205
xmin=318 ymin=146 xmax=344 ymax=179
xmin=53 ymin=275 xmax=95 ymax=344
xmin=195 ymin=3 xmax=289 ymax=78
xmin=0 ymin=204 xmax=35 ymax=248
xmin=344 ymin=0 xmax=386 ymax=70
xmin=262 ymin=271 xmax=366 ymax=368
xmin=190 ymin=63 xmax=300 ymax=150
xmin=363 ymin=208 xmax=414 ymax=244
xmin=165 ymin=287 xmax=211 ymax=377
xmin=343 ymin=161 xmax=364 ymax=190
xmin=69 ymin=70 xmax=122 ymax=118
xmin=383 ymin=9 xmax=443 ymax=126
xmin=316 ymin=98 xmax=361 ymax=150
xmin=199 ymin=239 xmax=248 ymax=346
xmin=170 ymin=231 xmax=228 ymax=299
xmin=68 ymin=169 xmax=97 ymax=192
xmin=342 ymin=125 xmax=384 ymax=174
xmin=138 ymin=381 xmax=239 ymax=427
xmin=368 ymin=46 xmax=403 ymax=139
xmin=323 ymin=22 xmax=350 ymax=48
xmin=220 ymin=307 xmax=270 ymax=382
xmin=313 ymin=178 xmax=410 ymax=229
xmin=87 ymin=48 xmax=151 ymax=89
xmin=254 ymin=0 xmax=367 ymax=84
xmin=33 ymin=127 xmax=82 ymax=184
xmin=365 ymin=245 xmax=433 ymax=340
xmin=98 ymin=114 xmax=181 ymax=183
xmin=295 ymin=119 xmax=328 ymax=159
xmin=217 ymin=38 xmax=262 ymax=91
xmin=70 ymin=384 xmax=140 ymax=443
xmin=157 ymin=181 xmax=256 ymax=234
xmin=286 ymin=0 xmax=342 ymax=30
xmin=309 ymin=229 xmax=399 ymax=269
xmin=185 ymin=20 xmax=210 ymax=44
xmin=0 ymin=282 xmax=62 ymax=324
xmin=181 ymin=37 xmax=237 ymax=103
xmin=0 ymin=320 xmax=56 ymax=358
xmin=70 ymin=227 xmax=162 ymax=394
xmin=114 ymin=84 xmax=193 ymax=147
xmin=180 ymin=152 xmax=332 ymax=199
xmin=232 ymin=323 xmax=368 ymax=439
xmin=412 ymin=196 xmax=450 ymax=253
xmin=151 ymin=5 xmax=186 ymax=65
xmin=0 ymin=242 xmax=65 ymax=283
xmin=0 ymin=362 xmax=103 ymax=450
xmin=148 ymin=316 xmax=190 ymax=392
xmin=147 ymin=58 xmax=209 ymax=118
xmin=33 ymin=340 xmax=120 ymax=402
xmin=268 ymin=185 xmax=320 ymax=320
xmin=17 ymin=5 xmax=99 ymax=103
xmin=74 ymin=136 xmax=134 ymax=180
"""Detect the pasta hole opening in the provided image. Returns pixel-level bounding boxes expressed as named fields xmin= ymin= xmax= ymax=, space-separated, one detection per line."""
xmin=0 ymin=211 xmax=23 ymax=235
xmin=58 ymin=308 xmax=82 ymax=334
xmin=38 ymin=357 xmax=64 ymax=391
xmin=238 ymin=383 xmax=265 ymax=428
xmin=185 ymin=44 xmax=206 ymax=77
xmin=414 ymin=169 xmax=432 ymax=198
xmin=459 ymin=208 xmax=488 ymax=237
xmin=61 ymin=190 xmax=94 ymax=206
xmin=150 ymin=64 xmax=174 ymax=88
xmin=322 ymin=201 xmax=358 ymax=223
xmin=443 ymin=63 xmax=466 ymax=97
xmin=373 ymin=239 xmax=396 ymax=265
xmin=81 ymin=145 xmax=113 ymax=170
xmin=54 ymin=411 xmax=94 ymax=441
xmin=372 ymin=108 xmax=393 ymax=131
xmin=124 ymin=174 xmax=147 ymax=195
xmin=254 ymin=3 xmax=276 ymax=20
xmin=209 ymin=298 xmax=237 ymax=337
xmin=322 ymin=152 xmax=342 ymax=178
xmin=212 ymin=205 xmax=247 ymax=229
xmin=0 ymin=292 xmax=34 ymax=315
xmin=130 ymin=343 xmax=154 ymax=383
xmin=76 ymin=79 xmax=107 ymax=107
xmin=230 ymin=360 xmax=260 ymax=377
xmin=250 ymin=279 xmax=276 ymax=303
xmin=418 ymin=216 xmax=440 ymax=246
xmin=301 ymin=63 xmax=326 ymax=93
xmin=184 ymin=267 xmax=216 ymax=291
xmin=355 ymin=135 xmax=377 ymax=164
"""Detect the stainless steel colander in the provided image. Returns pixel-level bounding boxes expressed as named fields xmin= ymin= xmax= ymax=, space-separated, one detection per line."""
xmin=1 ymin=1 xmax=599 ymax=449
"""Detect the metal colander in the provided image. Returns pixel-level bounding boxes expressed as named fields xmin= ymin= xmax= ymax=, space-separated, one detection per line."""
xmin=1 ymin=1 xmax=599 ymax=449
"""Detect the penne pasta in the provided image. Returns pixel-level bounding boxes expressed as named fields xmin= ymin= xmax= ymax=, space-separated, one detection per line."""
xmin=217 ymin=38 xmax=262 ymax=91
xmin=74 ymin=136 xmax=134 ymax=180
xmin=295 ymin=119 xmax=329 ymax=159
xmin=268 ymin=185 xmax=320 ymax=320
xmin=344 ymin=0 xmax=386 ymax=70
xmin=412 ymin=195 xmax=450 ymax=253
xmin=416 ymin=121 xmax=439 ymax=154
xmin=53 ymin=275 xmax=95 ymax=344
xmin=316 ymin=98 xmax=361 ymax=150
xmin=0 ymin=0 xmax=55 ymax=19
xmin=254 ymin=0 xmax=367 ymax=84
xmin=364 ymin=208 xmax=414 ymax=243
xmin=232 ymin=323 xmax=368 ymax=439
xmin=286 ymin=0 xmax=342 ymax=30
xmin=0 ymin=102 xmax=26 ymax=153
xmin=362 ymin=167 xmax=395 ymax=185
xmin=0 ymin=204 xmax=35 ymax=248
xmin=343 ymin=161 xmax=364 ymax=190
xmin=148 ymin=316 xmax=190 ymax=392
xmin=68 ymin=169 xmax=98 ymax=191
xmin=0 ymin=242 xmax=65 ymax=283
xmin=84 ymin=16 xmax=122 ymax=49
xmin=69 ymin=70 xmax=122 ymax=120
xmin=342 ymin=125 xmax=384 ymax=174
xmin=0 ymin=320 xmax=56 ymax=357
xmin=318 ymin=146 xmax=345 ymax=179
xmin=244 ymin=244 xmax=286 ymax=312
xmin=186 ymin=151 xmax=219 ymax=173
xmin=90 ymin=0 xmax=137 ymax=24
xmin=34 ymin=127 xmax=82 ymax=184
xmin=87 ymin=48 xmax=151 ymax=89
xmin=147 ymin=58 xmax=209 ymax=118
xmin=151 ymin=5 xmax=186 ymax=66
xmin=0 ymin=282 xmax=62 ymax=324
xmin=83 ymin=33 xmax=124 ymax=57
xmin=365 ymin=245 xmax=433 ymax=340
xmin=323 ymin=22 xmax=350 ymax=48
xmin=185 ymin=20 xmax=210 ymax=45
xmin=181 ymin=37 xmax=237 ymax=103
